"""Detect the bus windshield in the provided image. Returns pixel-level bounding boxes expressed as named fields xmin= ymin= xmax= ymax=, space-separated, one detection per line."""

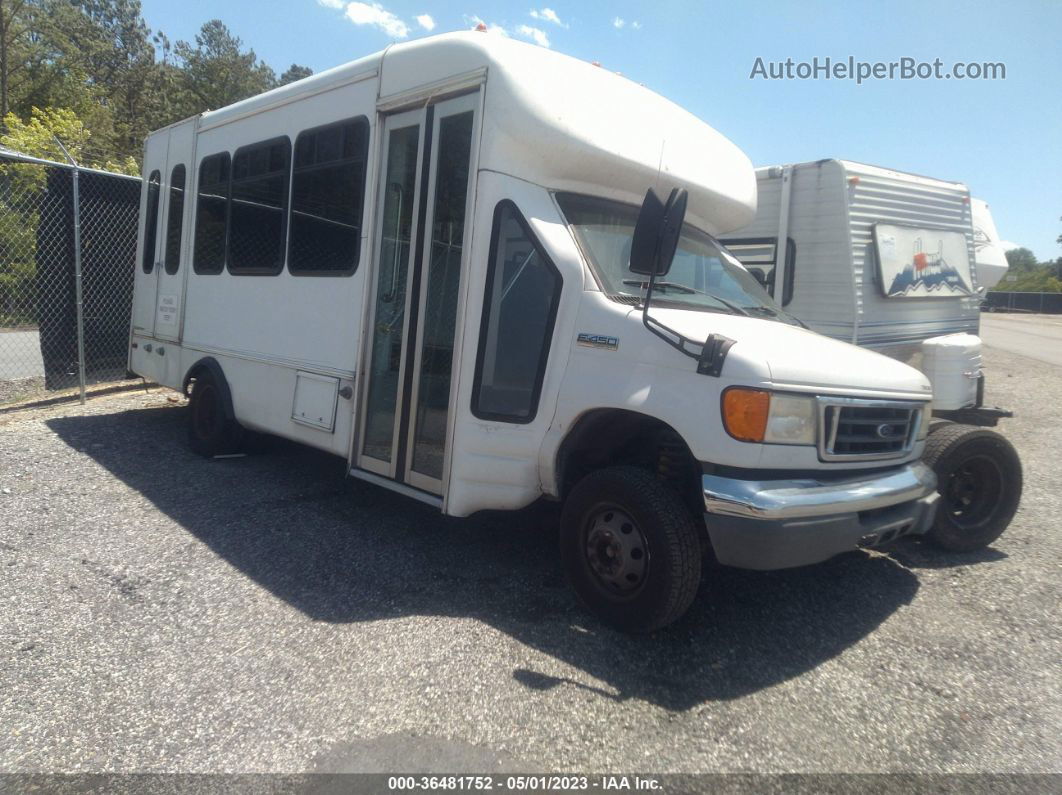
xmin=556 ymin=193 xmax=799 ymax=324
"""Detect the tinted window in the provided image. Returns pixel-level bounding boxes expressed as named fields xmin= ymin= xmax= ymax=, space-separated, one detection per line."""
xmin=472 ymin=202 xmax=562 ymax=423
xmin=164 ymin=164 xmax=186 ymax=275
xmin=229 ymin=137 xmax=291 ymax=274
xmin=289 ymin=118 xmax=369 ymax=274
xmin=141 ymin=170 xmax=160 ymax=273
xmin=193 ymin=153 xmax=229 ymax=274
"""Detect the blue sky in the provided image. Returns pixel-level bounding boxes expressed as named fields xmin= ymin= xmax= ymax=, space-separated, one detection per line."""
xmin=140 ymin=0 xmax=1062 ymax=260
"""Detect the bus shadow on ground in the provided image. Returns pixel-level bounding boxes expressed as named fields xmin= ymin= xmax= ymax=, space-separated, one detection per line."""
xmin=49 ymin=404 xmax=930 ymax=712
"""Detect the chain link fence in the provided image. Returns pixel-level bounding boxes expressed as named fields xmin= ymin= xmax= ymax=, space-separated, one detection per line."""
xmin=0 ymin=149 xmax=141 ymax=405
xmin=984 ymin=291 xmax=1062 ymax=314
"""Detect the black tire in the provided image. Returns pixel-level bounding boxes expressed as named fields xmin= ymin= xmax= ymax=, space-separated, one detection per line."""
xmin=560 ymin=466 xmax=701 ymax=633
xmin=187 ymin=371 xmax=244 ymax=458
xmin=922 ymin=423 xmax=1021 ymax=552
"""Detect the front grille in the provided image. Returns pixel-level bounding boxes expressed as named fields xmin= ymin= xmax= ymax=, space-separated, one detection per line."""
xmin=819 ymin=400 xmax=920 ymax=461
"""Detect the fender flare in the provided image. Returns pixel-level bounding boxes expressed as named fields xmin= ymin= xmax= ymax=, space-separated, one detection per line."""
xmin=182 ymin=356 xmax=236 ymax=422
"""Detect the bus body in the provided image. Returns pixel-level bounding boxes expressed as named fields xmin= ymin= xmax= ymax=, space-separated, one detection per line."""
xmin=131 ymin=33 xmax=1000 ymax=632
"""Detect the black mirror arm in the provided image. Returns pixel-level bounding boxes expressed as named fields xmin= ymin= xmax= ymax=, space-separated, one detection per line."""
xmin=639 ymin=274 xmax=706 ymax=359
xmin=640 ymin=270 xmax=736 ymax=375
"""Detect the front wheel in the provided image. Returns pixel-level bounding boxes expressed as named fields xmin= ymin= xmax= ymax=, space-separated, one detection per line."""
xmin=560 ymin=466 xmax=702 ymax=633
xmin=922 ymin=423 xmax=1022 ymax=552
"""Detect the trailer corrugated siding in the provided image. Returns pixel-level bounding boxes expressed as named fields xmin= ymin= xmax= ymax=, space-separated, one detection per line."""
xmin=840 ymin=160 xmax=980 ymax=353
xmin=787 ymin=161 xmax=856 ymax=341
xmin=726 ymin=161 xmax=856 ymax=342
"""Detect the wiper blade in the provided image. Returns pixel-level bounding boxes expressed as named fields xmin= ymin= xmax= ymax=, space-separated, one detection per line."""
xmin=622 ymin=279 xmax=748 ymax=316
xmin=622 ymin=279 xmax=696 ymax=294
xmin=705 ymin=293 xmax=749 ymax=316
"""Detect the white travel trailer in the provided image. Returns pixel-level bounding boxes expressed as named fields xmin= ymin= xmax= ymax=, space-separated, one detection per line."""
xmin=720 ymin=160 xmax=1020 ymax=419
xmin=970 ymin=197 xmax=1010 ymax=290
xmin=129 ymin=34 xmax=1018 ymax=632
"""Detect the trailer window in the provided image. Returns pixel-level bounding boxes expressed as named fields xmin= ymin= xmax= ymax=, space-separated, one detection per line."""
xmin=722 ymin=237 xmax=796 ymax=306
xmin=141 ymin=170 xmax=160 ymax=273
xmin=229 ymin=137 xmax=291 ymax=274
xmin=193 ymin=153 xmax=230 ymax=274
xmin=164 ymin=164 xmax=186 ymax=275
xmin=289 ymin=117 xmax=369 ymax=275
xmin=472 ymin=201 xmax=562 ymax=423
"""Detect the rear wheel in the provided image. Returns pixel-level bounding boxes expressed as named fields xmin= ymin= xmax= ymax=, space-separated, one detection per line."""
xmin=922 ymin=423 xmax=1021 ymax=551
xmin=187 ymin=371 xmax=243 ymax=457
xmin=560 ymin=466 xmax=701 ymax=632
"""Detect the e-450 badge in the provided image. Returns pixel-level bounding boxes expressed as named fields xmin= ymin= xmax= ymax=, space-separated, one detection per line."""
xmin=577 ymin=333 xmax=619 ymax=351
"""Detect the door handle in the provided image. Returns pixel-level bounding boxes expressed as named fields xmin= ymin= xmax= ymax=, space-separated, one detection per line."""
xmin=339 ymin=385 xmax=353 ymax=400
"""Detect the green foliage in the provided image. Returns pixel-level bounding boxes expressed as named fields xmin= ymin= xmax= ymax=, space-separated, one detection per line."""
xmin=0 ymin=4 xmax=313 ymax=168
xmin=1004 ymin=247 xmax=1038 ymax=272
xmin=998 ymin=268 xmax=1062 ymax=293
xmin=279 ymin=64 xmax=313 ymax=86
xmin=997 ymin=219 xmax=1062 ymax=291
xmin=0 ymin=3 xmax=322 ymax=329
xmin=172 ymin=19 xmax=277 ymax=116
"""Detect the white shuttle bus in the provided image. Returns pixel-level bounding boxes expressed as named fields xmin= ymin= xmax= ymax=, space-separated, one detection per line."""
xmin=129 ymin=33 xmax=1018 ymax=631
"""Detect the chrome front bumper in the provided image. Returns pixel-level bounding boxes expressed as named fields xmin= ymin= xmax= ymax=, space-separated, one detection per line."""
xmin=702 ymin=461 xmax=939 ymax=570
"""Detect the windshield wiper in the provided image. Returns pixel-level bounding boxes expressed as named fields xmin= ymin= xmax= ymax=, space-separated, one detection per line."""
xmin=622 ymin=279 xmax=696 ymax=294
xmin=623 ymin=279 xmax=749 ymax=315
xmin=742 ymin=305 xmax=805 ymax=327
xmin=705 ymin=293 xmax=749 ymax=316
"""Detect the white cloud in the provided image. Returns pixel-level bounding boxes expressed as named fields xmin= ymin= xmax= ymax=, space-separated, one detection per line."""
xmin=530 ymin=8 xmax=566 ymax=28
xmin=612 ymin=17 xmax=625 ymax=29
xmin=517 ymin=24 xmax=550 ymax=47
xmin=342 ymin=2 xmax=409 ymax=38
xmin=416 ymin=13 xmax=435 ymax=31
xmin=317 ymin=0 xmax=345 ymax=8
xmin=631 ymin=20 xmax=642 ymax=30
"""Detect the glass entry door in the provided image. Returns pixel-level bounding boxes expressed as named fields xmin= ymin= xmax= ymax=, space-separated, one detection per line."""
xmin=357 ymin=93 xmax=478 ymax=495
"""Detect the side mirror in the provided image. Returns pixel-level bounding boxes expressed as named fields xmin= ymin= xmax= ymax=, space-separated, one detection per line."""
xmin=628 ymin=187 xmax=688 ymax=277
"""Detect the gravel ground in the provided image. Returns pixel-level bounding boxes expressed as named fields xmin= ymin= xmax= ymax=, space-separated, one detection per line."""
xmin=0 ymin=346 xmax=1059 ymax=774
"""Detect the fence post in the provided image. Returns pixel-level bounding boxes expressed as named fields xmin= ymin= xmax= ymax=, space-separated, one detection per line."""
xmin=54 ymin=138 xmax=87 ymax=404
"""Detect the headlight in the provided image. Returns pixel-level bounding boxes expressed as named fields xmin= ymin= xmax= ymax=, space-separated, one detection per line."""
xmin=722 ymin=388 xmax=817 ymax=445
xmin=916 ymin=400 xmax=933 ymax=440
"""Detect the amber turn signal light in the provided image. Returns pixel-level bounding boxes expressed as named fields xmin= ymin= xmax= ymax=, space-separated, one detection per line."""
xmin=722 ymin=388 xmax=771 ymax=442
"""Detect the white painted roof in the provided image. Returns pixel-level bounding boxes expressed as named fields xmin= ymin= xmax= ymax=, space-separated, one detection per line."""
xmin=197 ymin=32 xmax=756 ymax=235
xmin=755 ymin=159 xmax=968 ymax=193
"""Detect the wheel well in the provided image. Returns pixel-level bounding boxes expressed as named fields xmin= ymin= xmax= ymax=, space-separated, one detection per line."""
xmin=181 ymin=357 xmax=236 ymax=421
xmin=556 ymin=409 xmax=702 ymax=515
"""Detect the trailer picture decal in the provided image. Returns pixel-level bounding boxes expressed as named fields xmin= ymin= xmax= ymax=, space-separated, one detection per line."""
xmin=874 ymin=223 xmax=973 ymax=298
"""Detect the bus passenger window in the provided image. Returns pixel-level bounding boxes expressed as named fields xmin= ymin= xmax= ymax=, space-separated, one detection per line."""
xmin=289 ymin=117 xmax=369 ymax=274
xmin=164 ymin=164 xmax=186 ymax=275
xmin=472 ymin=201 xmax=562 ymax=423
xmin=141 ymin=170 xmax=161 ymax=273
xmin=229 ymin=137 xmax=291 ymax=274
xmin=193 ymin=153 xmax=230 ymax=274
